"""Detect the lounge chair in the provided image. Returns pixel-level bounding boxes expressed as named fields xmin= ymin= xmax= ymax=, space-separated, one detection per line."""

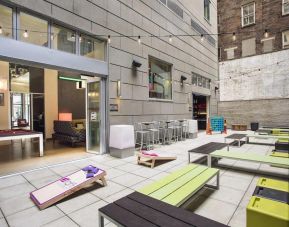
xmin=30 ymin=166 xmax=107 ymax=209
xmin=137 ymin=150 xmax=177 ymax=168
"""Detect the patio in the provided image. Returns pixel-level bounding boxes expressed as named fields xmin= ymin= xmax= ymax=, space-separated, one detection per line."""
xmin=0 ymin=130 xmax=288 ymax=227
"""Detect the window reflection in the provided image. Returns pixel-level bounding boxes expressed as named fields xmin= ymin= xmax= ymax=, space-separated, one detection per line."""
xmin=51 ymin=24 xmax=76 ymax=54
xmin=0 ymin=4 xmax=13 ymax=38
xmin=20 ymin=12 xmax=48 ymax=47
xmin=149 ymin=58 xmax=172 ymax=100
xmin=80 ymin=34 xmax=105 ymax=61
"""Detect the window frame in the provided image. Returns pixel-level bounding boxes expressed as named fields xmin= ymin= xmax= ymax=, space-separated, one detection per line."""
xmin=241 ymin=2 xmax=255 ymax=27
xmin=204 ymin=0 xmax=211 ymax=22
xmin=283 ymin=0 xmax=289 ymax=15
xmin=158 ymin=0 xmax=183 ymax=19
xmin=148 ymin=56 xmax=173 ymax=101
xmin=282 ymin=30 xmax=289 ymax=49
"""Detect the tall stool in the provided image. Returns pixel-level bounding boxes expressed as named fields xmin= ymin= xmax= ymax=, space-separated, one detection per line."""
xmin=148 ymin=121 xmax=160 ymax=145
xmin=134 ymin=123 xmax=151 ymax=150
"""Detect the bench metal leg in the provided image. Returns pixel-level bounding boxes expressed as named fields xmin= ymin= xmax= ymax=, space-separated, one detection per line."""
xmin=188 ymin=152 xmax=190 ymax=163
xmin=238 ymin=139 xmax=241 ymax=147
xmin=207 ymin=155 xmax=212 ymax=167
xmin=99 ymin=213 xmax=104 ymax=227
xmin=205 ymin=171 xmax=220 ymax=190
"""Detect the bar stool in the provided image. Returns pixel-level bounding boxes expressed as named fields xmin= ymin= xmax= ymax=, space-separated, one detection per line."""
xmin=182 ymin=119 xmax=189 ymax=139
xmin=173 ymin=120 xmax=182 ymax=141
xmin=134 ymin=123 xmax=151 ymax=150
xmin=148 ymin=121 xmax=160 ymax=145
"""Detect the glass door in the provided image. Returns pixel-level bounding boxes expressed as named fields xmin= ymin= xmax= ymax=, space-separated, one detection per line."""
xmin=86 ymin=78 xmax=101 ymax=154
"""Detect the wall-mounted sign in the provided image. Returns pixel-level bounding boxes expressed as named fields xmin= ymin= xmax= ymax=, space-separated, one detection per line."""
xmin=90 ymin=112 xmax=97 ymax=121
xmin=110 ymin=104 xmax=119 ymax=112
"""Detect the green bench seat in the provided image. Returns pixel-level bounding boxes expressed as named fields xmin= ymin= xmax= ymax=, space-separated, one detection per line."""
xmin=138 ymin=164 xmax=219 ymax=207
xmin=208 ymin=150 xmax=289 ymax=169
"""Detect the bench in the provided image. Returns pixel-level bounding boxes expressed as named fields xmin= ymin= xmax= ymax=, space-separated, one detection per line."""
xmin=99 ymin=192 xmax=228 ymax=227
xmin=246 ymin=134 xmax=289 ymax=146
xmin=207 ymin=150 xmax=289 ymax=170
xmin=188 ymin=142 xmax=228 ymax=164
xmin=138 ymin=164 xmax=219 ymax=207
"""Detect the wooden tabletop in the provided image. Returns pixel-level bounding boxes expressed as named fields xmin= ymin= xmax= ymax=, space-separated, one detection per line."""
xmin=99 ymin=192 xmax=228 ymax=227
xmin=225 ymin=134 xmax=247 ymax=139
xmin=188 ymin=142 xmax=228 ymax=155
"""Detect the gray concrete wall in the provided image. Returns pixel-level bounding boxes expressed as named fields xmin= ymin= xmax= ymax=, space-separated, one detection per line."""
xmin=5 ymin=0 xmax=218 ymax=124
xmin=218 ymin=99 xmax=289 ymax=128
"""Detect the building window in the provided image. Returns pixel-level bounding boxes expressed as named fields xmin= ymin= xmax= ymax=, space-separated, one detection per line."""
xmin=80 ymin=34 xmax=106 ymax=61
xmin=19 ymin=12 xmax=48 ymax=47
xmin=224 ymin=47 xmax=236 ymax=60
xmin=0 ymin=4 xmax=13 ymax=38
xmin=283 ymin=30 xmax=289 ymax=49
xmin=242 ymin=38 xmax=256 ymax=57
xmin=149 ymin=57 xmax=172 ymax=100
xmin=241 ymin=2 xmax=255 ymax=27
xmin=204 ymin=0 xmax=210 ymax=22
xmin=283 ymin=0 xmax=289 ymax=15
xmin=51 ymin=24 xmax=76 ymax=54
xmin=159 ymin=0 xmax=183 ymax=18
xmin=218 ymin=48 xmax=222 ymax=60
xmin=192 ymin=72 xmax=210 ymax=89
xmin=261 ymin=38 xmax=274 ymax=53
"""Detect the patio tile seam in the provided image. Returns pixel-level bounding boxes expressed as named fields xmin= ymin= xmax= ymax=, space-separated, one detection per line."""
xmin=226 ymin=174 xmax=256 ymax=225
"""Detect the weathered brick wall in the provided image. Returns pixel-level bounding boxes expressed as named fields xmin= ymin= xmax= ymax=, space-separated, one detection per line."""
xmin=218 ymin=0 xmax=289 ymax=61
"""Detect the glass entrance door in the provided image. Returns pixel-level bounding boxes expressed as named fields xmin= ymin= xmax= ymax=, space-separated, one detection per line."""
xmin=86 ymin=78 xmax=101 ymax=154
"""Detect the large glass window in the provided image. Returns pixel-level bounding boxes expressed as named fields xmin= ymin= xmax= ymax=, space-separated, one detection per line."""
xmin=51 ymin=24 xmax=76 ymax=54
xmin=204 ymin=0 xmax=210 ymax=22
xmin=192 ymin=72 xmax=210 ymax=89
xmin=9 ymin=64 xmax=30 ymax=93
xmin=20 ymin=12 xmax=48 ymax=47
xmin=80 ymin=34 xmax=105 ymax=61
xmin=149 ymin=57 xmax=172 ymax=100
xmin=242 ymin=3 xmax=255 ymax=27
xmin=0 ymin=4 xmax=13 ymax=38
xmin=159 ymin=0 xmax=183 ymax=18
xmin=283 ymin=0 xmax=289 ymax=15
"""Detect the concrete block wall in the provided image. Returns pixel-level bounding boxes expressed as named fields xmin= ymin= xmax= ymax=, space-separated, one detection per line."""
xmin=6 ymin=0 xmax=218 ymax=125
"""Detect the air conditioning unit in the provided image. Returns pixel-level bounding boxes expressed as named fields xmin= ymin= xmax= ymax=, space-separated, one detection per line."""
xmin=283 ymin=32 xmax=289 ymax=48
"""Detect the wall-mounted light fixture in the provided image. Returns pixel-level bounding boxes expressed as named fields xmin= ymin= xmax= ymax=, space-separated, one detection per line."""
xmin=214 ymin=86 xmax=219 ymax=94
xmin=0 ymin=79 xmax=8 ymax=91
xmin=180 ymin=75 xmax=187 ymax=86
xmin=132 ymin=60 xmax=142 ymax=68
xmin=117 ymin=80 xmax=121 ymax=97
xmin=76 ymin=81 xmax=86 ymax=89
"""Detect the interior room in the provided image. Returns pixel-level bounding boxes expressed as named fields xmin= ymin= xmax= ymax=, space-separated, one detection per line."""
xmin=193 ymin=94 xmax=208 ymax=130
xmin=0 ymin=60 xmax=101 ymax=175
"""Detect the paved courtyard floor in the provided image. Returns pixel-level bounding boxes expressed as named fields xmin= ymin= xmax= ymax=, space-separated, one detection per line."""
xmin=0 ymin=130 xmax=288 ymax=227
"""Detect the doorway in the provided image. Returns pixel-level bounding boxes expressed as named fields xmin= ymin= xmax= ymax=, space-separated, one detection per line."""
xmin=193 ymin=94 xmax=208 ymax=130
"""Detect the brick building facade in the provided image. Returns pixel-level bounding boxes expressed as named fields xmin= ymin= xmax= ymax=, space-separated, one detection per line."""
xmin=217 ymin=0 xmax=289 ymax=128
xmin=218 ymin=0 xmax=289 ymax=61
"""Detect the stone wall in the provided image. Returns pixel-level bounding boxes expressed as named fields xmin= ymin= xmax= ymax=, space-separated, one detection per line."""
xmin=5 ymin=0 xmax=218 ymax=124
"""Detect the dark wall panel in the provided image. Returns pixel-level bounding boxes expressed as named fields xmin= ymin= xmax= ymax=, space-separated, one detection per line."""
xmin=58 ymin=79 xmax=85 ymax=119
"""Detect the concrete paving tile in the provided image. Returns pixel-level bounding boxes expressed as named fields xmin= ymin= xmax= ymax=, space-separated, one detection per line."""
xmin=129 ymin=179 xmax=154 ymax=190
xmin=0 ymin=218 xmax=8 ymax=227
xmin=0 ymin=175 xmax=28 ymax=190
xmin=208 ymin=185 xmax=245 ymax=205
xmin=229 ymin=205 xmax=246 ymax=227
xmin=105 ymin=168 xmax=126 ymax=180
xmin=29 ymin=175 xmax=60 ymax=189
xmin=0 ymin=209 xmax=3 ymax=218
xmin=0 ymin=193 xmax=35 ymax=216
xmin=120 ymin=155 xmax=138 ymax=163
xmin=193 ymin=197 xmax=237 ymax=224
xmin=56 ymin=192 xmax=100 ymax=214
xmin=104 ymin=188 xmax=134 ymax=203
xmin=22 ymin=169 xmax=58 ymax=182
xmin=49 ymin=164 xmax=80 ymax=176
xmin=110 ymin=172 xmax=146 ymax=187
xmin=0 ymin=182 xmax=35 ymax=202
xmin=132 ymin=167 xmax=161 ymax=178
xmin=104 ymin=159 xmax=126 ymax=167
xmin=68 ymin=200 xmax=108 ymax=227
xmin=90 ymin=181 xmax=125 ymax=198
xmin=233 ymin=161 xmax=260 ymax=170
xmin=223 ymin=170 xmax=254 ymax=181
xmin=42 ymin=216 xmax=79 ymax=227
xmin=115 ymin=163 xmax=142 ymax=172
xmin=6 ymin=206 xmax=64 ymax=227
xmin=149 ymin=171 xmax=170 ymax=180
xmin=220 ymin=175 xmax=252 ymax=191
